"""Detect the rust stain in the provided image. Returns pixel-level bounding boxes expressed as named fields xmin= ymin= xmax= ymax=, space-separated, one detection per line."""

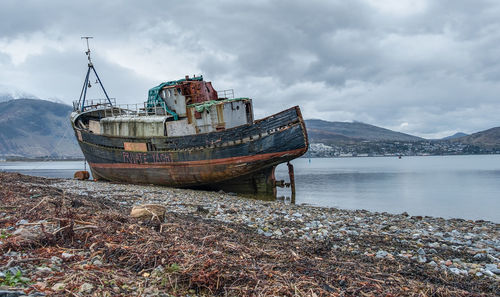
xmin=187 ymin=108 xmax=193 ymax=124
xmin=216 ymin=104 xmax=224 ymax=123
xmin=179 ymin=80 xmax=218 ymax=104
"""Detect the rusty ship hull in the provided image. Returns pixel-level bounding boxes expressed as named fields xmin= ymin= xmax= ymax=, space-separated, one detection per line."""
xmin=72 ymin=106 xmax=308 ymax=195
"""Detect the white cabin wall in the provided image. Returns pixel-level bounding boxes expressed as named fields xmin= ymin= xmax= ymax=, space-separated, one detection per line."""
xmin=100 ymin=116 xmax=165 ymax=137
xmin=166 ymin=119 xmax=196 ymax=136
xmin=223 ymin=101 xmax=248 ymax=129
xmin=99 ymin=99 xmax=252 ymax=137
xmin=190 ymin=108 xmax=213 ymax=134
xmin=160 ymin=88 xmax=187 ymax=117
xmin=186 ymin=99 xmax=253 ymax=133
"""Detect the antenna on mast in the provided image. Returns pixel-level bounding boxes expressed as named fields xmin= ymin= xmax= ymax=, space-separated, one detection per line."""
xmin=81 ymin=36 xmax=93 ymax=66
xmin=77 ymin=37 xmax=112 ymax=111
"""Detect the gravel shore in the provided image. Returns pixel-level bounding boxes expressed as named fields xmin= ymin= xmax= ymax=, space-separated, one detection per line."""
xmin=55 ymin=179 xmax=500 ymax=280
xmin=0 ymin=172 xmax=498 ymax=296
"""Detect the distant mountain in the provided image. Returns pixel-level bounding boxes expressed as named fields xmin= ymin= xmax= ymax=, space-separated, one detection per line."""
xmin=0 ymin=99 xmax=497 ymax=158
xmin=441 ymin=132 xmax=468 ymax=140
xmin=0 ymin=99 xmax=81 ymax=158
xmin=0 ymin=88 xmax=38 ymax=102
xmin=0 ymin=94 xmax=15 ymax=103
xmin=305 ymin=119 xmax=423 ymax=144
xmin=451 ymin=127 xmax=500 ymax=148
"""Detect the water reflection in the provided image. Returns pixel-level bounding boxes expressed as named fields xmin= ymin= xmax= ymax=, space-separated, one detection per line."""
xmin=276 ymin=195 xmax=295 ymax=205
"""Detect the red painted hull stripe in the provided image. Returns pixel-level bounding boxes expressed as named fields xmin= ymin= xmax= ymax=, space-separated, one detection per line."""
xmin=89 ymin=148 xmax=306 ymax=169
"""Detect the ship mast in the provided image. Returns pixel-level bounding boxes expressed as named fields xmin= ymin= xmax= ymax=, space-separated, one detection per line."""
xmin=77 ymin=37 xmax=113 ymax=111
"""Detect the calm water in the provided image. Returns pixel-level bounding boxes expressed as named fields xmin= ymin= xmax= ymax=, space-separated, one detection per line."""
xmin=0 ymin=160 xmax=90 ymax=179
xmin=1 ymin=155 xmax=499 ymax=222
xmin=276 ymin=155 xmax=500 ymax=222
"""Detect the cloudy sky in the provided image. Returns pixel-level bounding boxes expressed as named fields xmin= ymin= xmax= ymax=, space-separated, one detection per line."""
xmin=1 ymin=0 xmax=499 ymax=138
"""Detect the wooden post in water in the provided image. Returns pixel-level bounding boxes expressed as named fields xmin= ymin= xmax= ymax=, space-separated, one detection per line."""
xmin=287 ymin=162 xmax=296 ymax=203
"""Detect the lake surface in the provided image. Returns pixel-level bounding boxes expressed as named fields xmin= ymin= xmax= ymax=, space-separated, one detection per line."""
xmin=275 ymin=155 xmax=500 ymax=222
xmin=1 ymin=155 xmax=499 ymax=222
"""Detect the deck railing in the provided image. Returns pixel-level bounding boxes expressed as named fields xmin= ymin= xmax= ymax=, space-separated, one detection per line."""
xmin=103 ymin=103 xmax=171 ymax=118
xmin=74 ymin=90 xmax=238 ymax=118
xmin=73 ymin=99 xmax=172 ymax=118
xmin=217 ymin=89 xmax=234 ymax=99
xmin=73 ymin=98 xmax=116 ymax=112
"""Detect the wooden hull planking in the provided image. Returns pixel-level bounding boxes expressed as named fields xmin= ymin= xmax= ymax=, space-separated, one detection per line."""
xmin=73 ymin=106 xmax=308 ymax=195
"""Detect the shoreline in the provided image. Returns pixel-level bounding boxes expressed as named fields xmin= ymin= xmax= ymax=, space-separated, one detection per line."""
xmin=1 ymin=152 xmax=500 ymax=163
xmin=0 ymin=158 xmax=85 ymax=162
xmin=0 ymin=172 xmax=498 ymax=296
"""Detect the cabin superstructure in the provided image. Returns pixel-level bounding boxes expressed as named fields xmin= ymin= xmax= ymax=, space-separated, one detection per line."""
xmin=76 ymin=75 xmax=254 ymax=138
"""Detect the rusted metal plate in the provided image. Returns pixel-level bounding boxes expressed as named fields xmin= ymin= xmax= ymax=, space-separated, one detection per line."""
xmin=180 ymin=80 xmax=218 ymax=104
xmin=124 ymin=142 xmax=147 ymax=152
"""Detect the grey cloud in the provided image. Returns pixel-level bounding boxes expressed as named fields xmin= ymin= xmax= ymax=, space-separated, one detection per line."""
xmin=0 ymin=0 xmax=499 ymax=138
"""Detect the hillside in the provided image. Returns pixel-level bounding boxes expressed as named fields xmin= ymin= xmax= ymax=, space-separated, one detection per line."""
xmin=305 ymin=119 xmax=423 ymax=144
xmin=451 ymin=127 xmax=500 ymax=148
xmin=0 ymin=99 xmax=81 ymax=158
xmin=441 ymin=132 xmax=468 ymax=140
xmin=0 ymin=99 xmax=498 ymax=158
xmin=0 ymin=94 xmax=15 ymax=103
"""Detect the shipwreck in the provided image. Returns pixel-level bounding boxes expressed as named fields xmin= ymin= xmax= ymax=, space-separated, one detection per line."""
xmin=70 ymin=39 xmax=308 ymax=196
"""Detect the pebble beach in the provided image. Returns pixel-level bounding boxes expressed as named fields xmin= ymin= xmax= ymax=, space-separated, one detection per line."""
xmin=56 ymin=178 xmax=500 ymax=280
xmin=0 ymin=172 xmax=499 ymax=296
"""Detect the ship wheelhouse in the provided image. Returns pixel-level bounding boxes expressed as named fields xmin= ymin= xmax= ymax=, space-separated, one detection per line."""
xmin=74 ymin=75 xmax=254 ymax=138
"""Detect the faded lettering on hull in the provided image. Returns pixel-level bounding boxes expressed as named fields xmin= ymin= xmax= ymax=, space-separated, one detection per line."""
xmin=122 ymin=152 xmax=172 ymax=164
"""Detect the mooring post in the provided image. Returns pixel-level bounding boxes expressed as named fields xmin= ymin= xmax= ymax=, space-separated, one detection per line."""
xmin=287 ymin=162 xmax=296 ymax=203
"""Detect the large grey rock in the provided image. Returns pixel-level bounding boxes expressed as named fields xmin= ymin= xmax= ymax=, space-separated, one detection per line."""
xmin=376 ymin=250 xmax=388 ymax=258
xmin=12 ymin=227 xmax=39 ymax=241
xmin=15 ymin=220 xmax=29 ymax=226
xmin=484 ymin=264 xmax=500 ymax=274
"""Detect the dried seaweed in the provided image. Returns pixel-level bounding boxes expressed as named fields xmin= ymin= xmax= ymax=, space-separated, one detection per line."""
xmin=0 ymin=172 xmax=498 ymax=296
